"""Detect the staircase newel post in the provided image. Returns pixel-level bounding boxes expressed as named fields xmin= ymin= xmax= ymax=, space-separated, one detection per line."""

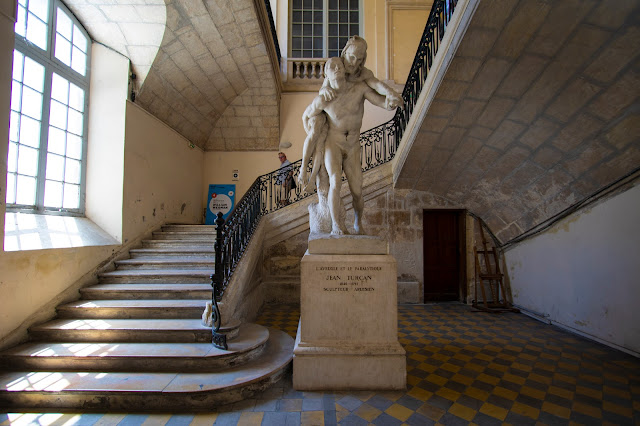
xmin=211 ymin=212 xmax=228 ymax=350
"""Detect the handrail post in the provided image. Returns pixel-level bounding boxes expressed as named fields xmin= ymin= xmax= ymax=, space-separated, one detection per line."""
xmin=211 ymin=212 xmax=228 ymax=350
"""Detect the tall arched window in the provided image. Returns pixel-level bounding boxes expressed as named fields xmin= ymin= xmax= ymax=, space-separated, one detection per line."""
xmin=290 ymin=0 xmax=361 ymax=59
xmin=8 ymin=0 xmax=90 ymax=215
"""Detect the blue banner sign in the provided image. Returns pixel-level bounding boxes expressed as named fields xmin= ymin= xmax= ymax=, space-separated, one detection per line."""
xmin=206 ymin=184 xmax=235 ymax=224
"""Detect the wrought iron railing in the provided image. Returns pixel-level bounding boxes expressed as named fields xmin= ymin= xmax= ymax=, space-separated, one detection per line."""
xmin=211 ymin=0 xmax=459 ymax=317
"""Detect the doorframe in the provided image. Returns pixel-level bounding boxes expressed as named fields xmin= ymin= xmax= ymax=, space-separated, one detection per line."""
xmin=422 ymin=209 xmax=468 ymax=303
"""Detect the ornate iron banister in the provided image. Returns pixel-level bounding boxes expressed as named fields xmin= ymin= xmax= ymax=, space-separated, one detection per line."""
xmin=212 ymin=0 xmax=458 ymax=311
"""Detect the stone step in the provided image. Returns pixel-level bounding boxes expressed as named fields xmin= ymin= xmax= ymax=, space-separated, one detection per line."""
xmin=152 ymin=231 xmax=216 ymax=241
xmin=80 ymin=283 xmax=212 ymax=300
xmin=28 ymin=318 xmax=240 ymax=343
xmin=141 ymin=239 xmax=215 ymax=249
xmin=0 ymin=328 xmax=293 ymax=411
xmin=161 ymin=224 xmax=216 ymax=233
xmin=56 ymin=299 xmax=208 ymax=319
xmin=114 ymin=257 xmax=214 ymax=270
xmin=0 ymin=324 xmax=269 ymax=373
xmin=98 ymin=269 xmax=213 ymax=284
xmin=129 ymin=247 xmax=215 ymax=258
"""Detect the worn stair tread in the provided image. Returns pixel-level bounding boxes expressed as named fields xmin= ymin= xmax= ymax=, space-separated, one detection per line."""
xmin=99 ymin=269 xmax=214 ymax=277
xmin=116 ymin=258 xmax=214 ymax=266
xmin=58 ymin=299 xmax=209 ymax=310
xmin=0 ymin=328 xmax=292 ymax=394
xmin=81 ymin=283 xmax=212 ymax=292
xmin=1 ymin=324 xmax=268 ymax=361
xmin=130 ymin=247 xmax=215 ymax=253
xmin=31 ymin=318 xmax=213 ymax=333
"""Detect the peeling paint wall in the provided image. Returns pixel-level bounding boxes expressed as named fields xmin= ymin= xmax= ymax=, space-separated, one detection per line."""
xmin=505 ymin=183 xmax=640 ymax=355
xmin=122 ymin=103 xmax=204 ymax=242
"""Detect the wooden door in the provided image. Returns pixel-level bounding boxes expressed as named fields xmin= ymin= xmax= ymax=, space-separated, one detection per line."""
xmin=423 ymin=210 xmax=463 ymax=302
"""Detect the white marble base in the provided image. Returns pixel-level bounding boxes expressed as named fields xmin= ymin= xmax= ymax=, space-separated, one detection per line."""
xmin=293 ymin=237 xmax=406 ymax=390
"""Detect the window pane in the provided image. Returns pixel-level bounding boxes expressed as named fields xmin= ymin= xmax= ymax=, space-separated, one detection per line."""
xmin=9 ymin=112 xmax=20 ymax=142
xmin=65 ymin=158 xmax=81 ymax=184
xmin=339 ymin=24 xmax=349 ymax=36
xmin=51 ymin=73 xmax=69 ymax=104
xmin=71 ymin=48 xmax=86 ymax=75
xmin=350 ymin=0 xmax=358 ymax=8
xmin=56 ymin=7 xmax=72 ymax=39
xmin=292 ymin=38 xmax=301 ymax=49
xmin=303 ymin=24 xmax=312 ymax=36
xmin=26 ymin=15 xmax=48 ymax=50
xmin=303 ymin=0 xmax=312 ymax=8
xmin=66 ymin=133 xmax=82 ymax=159
xmin=329 ymin=24 xmax=338 ymax=36
xmin=55 ymin=33 xmax=72 ymax=66
xmin=69 ymin=83 xmax=84 ymax=112
xmin=48 ymin=126 xmax=66 ymax=155
xmin=73 ymin=25 xmax=87 ymax=52
xmin=11 ymin=82 xmax=22 ymax=112
xmin=8 ymin=142 xmax=18 ymax=173
xmin=63 ymin=183 xmax=80 ymax=209
xmin=21 ymin=86 xmax=43 ymax=119
xmin=44 ymin=180 xmax=62 ymax=207
xmin=18 ymin=145 xmax=39 ymax=176
xmin=292 ymin=11 xmax=302 ymax=22
xmin=340 ymin=0 xmax=348 ymax=8
xmin=292 ymin=24 xmax=301 ymax=36
xmin=329 ymin=11 xmax=338 ymax=23
xmin=329 ymin=0 xmax=338 ymax=8
xmin=339 ymin=11 xmax=348 ymax=22
xmin=15 ymin=5 xmax=27 ymax=37
xmin=313 ymin=37 xmax=322 ymax=49
xmin=350 ymin=24 xmax=359 ymax=36
xmin=30 ymin=0 xmax=49 ymax=22
xmin=49 ymin=100 xmax=68 ymax=129
xmin=46 ymin=153 xmax=64 ymax=180
xmin=19 ymin=115 xmax=41 ymax=148
xmin=303 ymin=38 xmax=312 ymax=49
xmin=13 ymin=51 xmax=24 ymax=81
xmin=16 ymin=175 xmax=36 ymax=205
xmin=350 ymin=11 xmax=359 ymax=22
xmin=6 ymin=173 xmax=17 ymax=204
xmin=23 ymin=57 xmax=44 ymax=92
xmin=67 ymin=108 xmax=83 ymax=136
xmin=303 ymin=11 xmax=311 ymax=22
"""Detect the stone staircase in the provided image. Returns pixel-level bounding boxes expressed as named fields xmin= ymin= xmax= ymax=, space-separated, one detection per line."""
xmin=0 ymin=224 xmax=293 ymax=411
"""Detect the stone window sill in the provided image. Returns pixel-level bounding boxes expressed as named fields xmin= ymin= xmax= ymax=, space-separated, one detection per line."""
xmin=4 ymin=212 xmax=119 ymax=251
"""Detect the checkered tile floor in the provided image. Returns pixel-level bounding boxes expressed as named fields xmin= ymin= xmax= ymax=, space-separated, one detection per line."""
xmin=2 ymin=303 xmax=639 ymax=425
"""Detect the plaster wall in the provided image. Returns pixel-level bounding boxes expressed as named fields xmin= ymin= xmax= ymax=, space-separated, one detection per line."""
xmin=122 ymin=103 xmax=204 ymax=242
xmin=85 ymin=44 xmax=128 ymax=242
xmin=505 ymin=183 xmax=640 ymax=355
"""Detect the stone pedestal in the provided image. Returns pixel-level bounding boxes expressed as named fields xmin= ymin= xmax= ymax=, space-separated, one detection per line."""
xmin=293 ymin=233 xmax=406 ymax=390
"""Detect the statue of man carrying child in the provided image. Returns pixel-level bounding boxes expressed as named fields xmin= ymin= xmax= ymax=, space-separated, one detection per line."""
xmin=298 ymin=36 xmax=403 ymax=236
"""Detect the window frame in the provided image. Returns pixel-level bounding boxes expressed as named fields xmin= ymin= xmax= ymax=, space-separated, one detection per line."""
xmin=289 ymin=0 xmax=363 ymax=59
xmin=9 ymin=0 xmax=91 ymax=216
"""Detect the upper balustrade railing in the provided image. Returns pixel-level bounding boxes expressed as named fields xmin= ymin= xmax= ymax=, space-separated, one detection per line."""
xmin=213 ymin=0 xmax=458 ymax=300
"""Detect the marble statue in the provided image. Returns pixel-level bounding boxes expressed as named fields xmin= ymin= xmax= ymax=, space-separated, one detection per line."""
xmin=298 ymin=36 xmax=403 ymax=235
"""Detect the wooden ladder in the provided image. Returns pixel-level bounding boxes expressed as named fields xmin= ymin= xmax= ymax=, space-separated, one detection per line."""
xmin=473 ymin=222 xmax=517 ymax=312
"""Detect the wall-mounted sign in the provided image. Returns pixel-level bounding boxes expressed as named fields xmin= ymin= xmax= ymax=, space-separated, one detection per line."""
xmin=232 ymin=169 xmax=239 ymax=181
xmin=205 ymin=184 xmax=235 ymax=224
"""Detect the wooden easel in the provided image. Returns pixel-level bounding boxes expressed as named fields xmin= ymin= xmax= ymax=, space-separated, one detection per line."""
xmin=473 ymin=223 xmax=518 ymax=313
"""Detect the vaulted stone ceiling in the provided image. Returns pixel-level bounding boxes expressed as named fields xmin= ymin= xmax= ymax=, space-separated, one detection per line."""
xmin=66 ymin=0 xmax=280 ymax=151
xmin=396 ymin=0 xmax=640 ymax=244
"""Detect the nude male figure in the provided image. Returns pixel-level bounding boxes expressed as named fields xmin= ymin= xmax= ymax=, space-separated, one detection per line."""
xmin=303 ymin=57 xmax=395 ymax=235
